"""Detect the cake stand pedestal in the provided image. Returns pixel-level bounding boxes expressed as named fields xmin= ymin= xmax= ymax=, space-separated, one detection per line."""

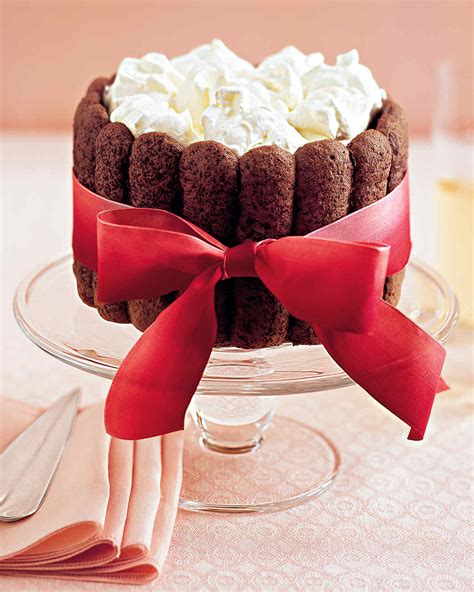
xmin=14 ymin=255 xmax=458 ymax=513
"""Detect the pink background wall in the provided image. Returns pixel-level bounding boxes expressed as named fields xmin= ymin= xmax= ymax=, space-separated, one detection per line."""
xmin=1 ymin=0 xmax=472 ymax=135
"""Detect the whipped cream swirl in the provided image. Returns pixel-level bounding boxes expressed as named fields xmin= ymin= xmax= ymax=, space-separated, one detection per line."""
xmin=202 ymin=86 xmax=306 ymax=156
xmin=105 ymin=40 xmax=386 ymax=155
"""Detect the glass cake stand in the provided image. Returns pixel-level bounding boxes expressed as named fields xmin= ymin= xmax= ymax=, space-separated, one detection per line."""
xmin=14 ymin=255 xmax=458 ymax=514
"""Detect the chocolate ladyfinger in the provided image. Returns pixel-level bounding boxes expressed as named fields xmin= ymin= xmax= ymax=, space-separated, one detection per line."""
xmin=289 ymin=140 xmax=352 ymax=345
xmin=92 ymin=122 xmax=134 ymax=323
xmin=180 ymin=141 xmax=239 ymax=345
xmin=231 ymin=146 xmax=294 ymax=348
xmin=376 ymin=100 xmax=409 ymax=305
xmin=127 ymin=132 xmax=184 ymax=331
xmin=87 ymin=76 xmax=111 ymax=96
xmin=73 ymin=89 xmax=109 ymax=191
xmin=349 ymin=128 xmax=393 ymax=304
xmin=72 ymin=79 xmax=110 ymax=307
xmin=376 ymin=99 xmax=408 ymax=193
xmin=348 ymin=129 xmax=392 ymax=210
xmin=72 ymin=75 xmax=110 ymax=141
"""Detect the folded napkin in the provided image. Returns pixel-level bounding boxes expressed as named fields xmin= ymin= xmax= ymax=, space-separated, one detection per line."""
xmin=0 ymin=397 xmax=183 ymax=584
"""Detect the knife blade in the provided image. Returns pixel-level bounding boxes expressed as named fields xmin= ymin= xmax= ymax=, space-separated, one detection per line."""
xmin=0 ymin=389 xmax=80 ymax=522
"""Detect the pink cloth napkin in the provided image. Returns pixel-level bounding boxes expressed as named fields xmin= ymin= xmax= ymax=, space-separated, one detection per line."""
xmin=0 ymin=398 xmax=184 ymax=584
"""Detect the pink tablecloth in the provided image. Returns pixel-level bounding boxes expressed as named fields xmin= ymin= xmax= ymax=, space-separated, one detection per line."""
xmin=2 ymin=374 xmax=472 ymax=591
xmin=1 ymin=134 xmax=473 ymax=591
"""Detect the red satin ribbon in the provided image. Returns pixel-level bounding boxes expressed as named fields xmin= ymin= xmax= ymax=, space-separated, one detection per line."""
xmin=72 ymin=173 xmax=447 ymax=441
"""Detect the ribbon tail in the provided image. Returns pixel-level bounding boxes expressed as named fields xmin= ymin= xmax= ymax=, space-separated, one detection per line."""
xmin=315 ymin=300 xmax=447 ymax=440
xmin=105 ymin=266 xmax=222 ymax=440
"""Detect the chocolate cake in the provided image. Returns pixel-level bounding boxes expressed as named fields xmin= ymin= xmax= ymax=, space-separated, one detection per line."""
xmin=72 ymin=43 xmax=408 ymax=349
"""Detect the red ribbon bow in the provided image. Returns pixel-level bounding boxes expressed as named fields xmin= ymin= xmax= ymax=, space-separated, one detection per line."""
xmin=73 ymin=173 xmax=447 ymax=441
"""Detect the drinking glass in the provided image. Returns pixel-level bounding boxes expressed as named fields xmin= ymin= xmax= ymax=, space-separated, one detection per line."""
xmin=432 ymin=60 xmax=473 ymax=326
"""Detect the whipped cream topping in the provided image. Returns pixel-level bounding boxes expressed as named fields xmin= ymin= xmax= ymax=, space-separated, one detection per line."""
xmin=105 ymin=53 xmax=184 ymax=112
xmin=110 ymin=94 xmax=201 ymax=145
xmin=289 ymin=49 xmax=386 ymax=141
xmin=202 ymin=86 xmax=306 ymax=155
xmin=256 ymin=46 xmax=324 ymax=110
xmin=105 ymin=40 xmax=386 ymax=156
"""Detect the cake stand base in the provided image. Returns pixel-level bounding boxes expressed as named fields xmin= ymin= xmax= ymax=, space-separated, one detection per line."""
xmin=180 ymin=415 xmax=340 ymax=514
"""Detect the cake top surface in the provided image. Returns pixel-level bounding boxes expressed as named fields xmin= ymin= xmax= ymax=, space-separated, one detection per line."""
xmin=105 ymin=39 xmax=386 ymax=156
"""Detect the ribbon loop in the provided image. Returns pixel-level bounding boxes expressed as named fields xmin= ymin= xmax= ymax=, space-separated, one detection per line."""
xmin=222 ymin=240 xmax=258 ymax=279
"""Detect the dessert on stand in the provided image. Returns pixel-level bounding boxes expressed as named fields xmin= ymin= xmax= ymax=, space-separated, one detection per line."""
xmin=15 ymin=41 xmax=457 ymax=512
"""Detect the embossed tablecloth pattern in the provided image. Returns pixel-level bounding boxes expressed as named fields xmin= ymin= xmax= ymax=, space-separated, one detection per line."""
xmin=1 ymin=134 xmax=473 ymax=591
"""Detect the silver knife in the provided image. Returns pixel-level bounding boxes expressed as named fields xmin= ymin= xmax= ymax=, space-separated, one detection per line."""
xmin=0 ymin=389 xmax=80 ymax=522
